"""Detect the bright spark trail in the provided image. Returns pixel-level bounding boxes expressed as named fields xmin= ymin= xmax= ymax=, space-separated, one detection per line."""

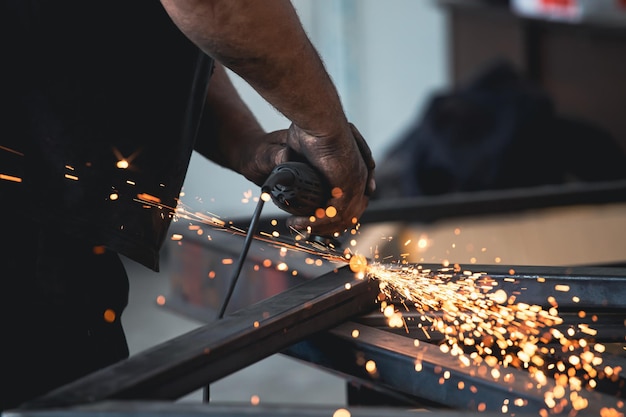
xmin=173 ymin=200 xmax=350 ymax=263
xmin=364 ymin=262 xmax=621 ymax=414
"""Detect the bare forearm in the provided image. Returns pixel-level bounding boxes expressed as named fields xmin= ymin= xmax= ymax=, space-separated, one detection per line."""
xmin=195 ymin=63 xmax=289 ymax=186
xmin=161 ymin=0 xmax=348 ymax=138
xmin=194 ymin=63 xmax=263 ymax=169
xmin=163 ymin=0 xmax=375 ymax=236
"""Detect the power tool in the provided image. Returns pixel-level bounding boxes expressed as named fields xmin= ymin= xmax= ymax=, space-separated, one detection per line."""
xmin=262 ymin=161 xmax=330 ymax=216
xmin=217 ymin=161 xmax=335 ymax=318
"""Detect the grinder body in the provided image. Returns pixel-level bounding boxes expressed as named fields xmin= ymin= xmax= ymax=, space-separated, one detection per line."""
xmin=263 ymin=161 xmax=330 ymax=216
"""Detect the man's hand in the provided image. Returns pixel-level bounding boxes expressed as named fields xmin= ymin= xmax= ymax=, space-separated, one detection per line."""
xmin=280 ymin=123 xmax=375 ymax=236
xmin=235 ymin=122 xmax=375 ymax=237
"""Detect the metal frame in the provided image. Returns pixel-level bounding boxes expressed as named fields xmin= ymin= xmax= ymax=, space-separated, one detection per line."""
xmin=5 ymin=401 xmax=512 ymax=417
xmin=11 ymin=180 xmax=626 ymax=415
xmin=286 ymin=320 xmax=624 ymax=415
xmin=355 ymin=264 xmax=626 ymax=343
xmin=179 ymin=179 xmax=626 ymax=263
xmin=14 ymin=264 xmax=625 ymax=416
xmin=284 ymin=264 xmax=626 ymax=414
xmin=360 ymin=179 xmax=626 ymax=224
xmin=19 ymin=266 xmax=378 ymax=410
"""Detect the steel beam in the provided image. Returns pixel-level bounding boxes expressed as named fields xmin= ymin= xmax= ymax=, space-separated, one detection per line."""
xmin=356 ymin=309 xmax=626 ymax=343
xmin=373 ymin=264 xmax=626 ymax=309
xmin=285 ymin=321 xmax=623 ymax=415
xmin=4 ymin=400 xmax=511 ymax=417
xmin=282 ymin=264 xmax=626 ymax=414
xmin=19 ymin=266 xmax=378 ymax=410
xmin=359 ymin=179 xmax=626 ymax=224
xmin=18 ymin=264 xmax=625 ymax=415
xmin=359 ymin=264 xmax=626 ymax=342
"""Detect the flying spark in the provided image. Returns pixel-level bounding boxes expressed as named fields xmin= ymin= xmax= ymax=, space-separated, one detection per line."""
xmin=364 ymin=262 xmax=614 ymax=413
xmin=170 ymin=196 xmax=619 ymax=414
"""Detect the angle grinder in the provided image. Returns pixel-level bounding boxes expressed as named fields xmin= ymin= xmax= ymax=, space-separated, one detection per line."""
xmin=262 ymin=161 xmax=329 ymax=216
xmin=217 ymin=161 xmax=338 ymax=318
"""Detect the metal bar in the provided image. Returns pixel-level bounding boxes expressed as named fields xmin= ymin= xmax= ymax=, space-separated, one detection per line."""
xmin=284 ymin=322 xmax=623 ymax=415
xmin=382 ymin=263 xmax=626 ymax=309
xmin=359 ymin=179 xmax=626 ymax=224
xmin=193 ymin=184 xmax=626 ymax=287
xmin=180 ymin=180 xmax=626 ymax=257
xmin=283 ymin=264 xmax=626 ymax=413
xmin=355 ymin=310 xmax=626 ymax=343
xmin=20 ymin=264 xmax=624 ymax=413
xmin=20 ymin=266 xmax=378 ymax=410
xmin=5 ymin=400 xmax=503 ymax=417
xmin=357 ymin=264 xmax=626 ymax=343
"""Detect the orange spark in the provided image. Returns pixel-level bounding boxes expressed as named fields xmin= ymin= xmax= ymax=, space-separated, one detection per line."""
xmin=92 ymin=246 xmax=106 ymax=255
xmin=136 ymin=193 xmax=161 ymax=203
xmin=103 ymin=309 xmax=116 ymax=323
xmin=0 ymin=174 xmax=22 ymax=183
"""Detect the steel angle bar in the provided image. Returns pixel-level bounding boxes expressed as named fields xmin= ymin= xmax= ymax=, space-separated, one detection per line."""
xmin=359 ymin=179 xmax=626 ymax=224
xmin=350 ymin=263 xmax=626 ymax=400
xmin=355 ymin=310 xmax=626 ymax=343
xmin=284 ymin=322 xmax=623 ymax=415
xmin=351 ymin=316 xmax=625 ymax=398
xmin=383 ymin=264 xmax=626 ymax=309
xmin=4 ymin=400 xmax=517 ymax=417
xmin=20 ymin=266 xmax=378 ymax=410
xmin=358 ymin=264 xmax=626 ymax=342
xmin=465 ymin=265 xmax=626 ymax=310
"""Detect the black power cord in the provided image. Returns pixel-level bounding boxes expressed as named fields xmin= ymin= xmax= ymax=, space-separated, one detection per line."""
xmin=216 ymin=161 xmax=330 ymax=319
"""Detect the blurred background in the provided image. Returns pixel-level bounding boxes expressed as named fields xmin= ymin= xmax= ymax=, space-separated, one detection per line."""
xmin=121 ymin=0 xmax=626 ymax=409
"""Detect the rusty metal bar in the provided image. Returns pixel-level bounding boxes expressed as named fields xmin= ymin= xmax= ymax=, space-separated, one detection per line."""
xmin=20 ymin=266 xmax=378 ymax=410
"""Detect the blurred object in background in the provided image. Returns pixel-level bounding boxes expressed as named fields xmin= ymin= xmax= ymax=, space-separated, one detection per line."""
xmin=512 ymin=0 xmax=626 ymax=26
xmin=373 ymin=59 xmax=626 ymax=199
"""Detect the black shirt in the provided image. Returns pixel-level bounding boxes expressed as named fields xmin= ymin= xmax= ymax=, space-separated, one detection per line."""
xmin=0 ymin=1 xmax=214 ymax=270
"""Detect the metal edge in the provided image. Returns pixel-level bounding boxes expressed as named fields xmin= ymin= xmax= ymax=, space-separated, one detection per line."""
xmin=19 ymin=267 xmax=378 ymax=410
xmin=284 ymin=321 xmax=622 ymax=415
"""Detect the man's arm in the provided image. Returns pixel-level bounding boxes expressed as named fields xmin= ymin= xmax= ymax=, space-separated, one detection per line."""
xmin=161 ymin=0 xmax=345 ymax=139
xmin=194 ymin=62 xmax=288 ymax=187
xmin=161 ymin=0 xmax=375 ymax=236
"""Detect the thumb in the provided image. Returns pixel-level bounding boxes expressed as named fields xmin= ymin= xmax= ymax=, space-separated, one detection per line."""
xmin=240 ymin=130 xmax=289 ymax=186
